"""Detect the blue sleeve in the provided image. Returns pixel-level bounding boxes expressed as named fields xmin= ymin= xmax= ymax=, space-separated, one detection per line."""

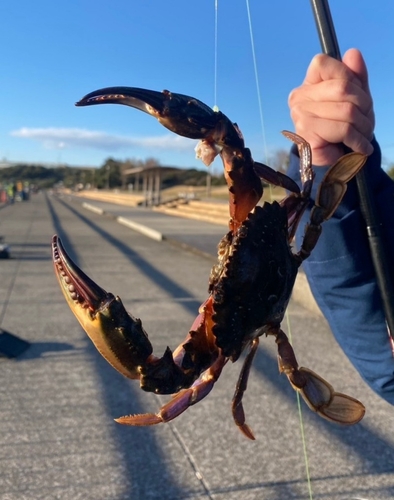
xmin=287 ymin=138 xmax=394 ymax=403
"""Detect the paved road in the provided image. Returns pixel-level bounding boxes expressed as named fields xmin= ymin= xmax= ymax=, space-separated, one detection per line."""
xmin=0 ymin=192 xmax=393 ymax=500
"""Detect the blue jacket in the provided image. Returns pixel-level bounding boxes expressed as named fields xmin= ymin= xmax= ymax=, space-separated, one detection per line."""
xmin=287 ymin=138 xmax=394 ymax=403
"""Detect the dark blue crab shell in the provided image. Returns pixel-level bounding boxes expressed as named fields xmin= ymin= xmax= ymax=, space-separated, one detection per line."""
xmin=211 ymin=201 xmax=299 ymax=361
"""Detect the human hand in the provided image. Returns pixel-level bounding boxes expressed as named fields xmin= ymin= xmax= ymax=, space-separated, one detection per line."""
xmin=288 ymin=48 xmax=375 ymax=166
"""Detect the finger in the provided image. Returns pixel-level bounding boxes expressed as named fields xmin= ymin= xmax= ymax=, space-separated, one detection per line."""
xmin=295 ymin=117 xmax=374 ymax=157
xmin=341 ymin=49 xmax=375 ymax=133
xmin=290 ymin=79 xmax=373 ymax=117
xmin=303 ymin=53 xmax=362 ymax=87
xmin=291 ymin=101 xmax=374 ymax=140
xmin=342 ymin=48 xmax=371 ymax=97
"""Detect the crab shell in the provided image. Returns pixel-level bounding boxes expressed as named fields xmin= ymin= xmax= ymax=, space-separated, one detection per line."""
xmin=210 ymin=202 xmax=298 ymax=361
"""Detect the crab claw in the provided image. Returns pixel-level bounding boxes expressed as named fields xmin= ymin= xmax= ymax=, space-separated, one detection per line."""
xmin=52 ymin=235 xmax=208 ymax=394
xmin=76 ymin=86 xmax=244 ymax=165
xmin=52 ymin=235 xmax=153 ymax=379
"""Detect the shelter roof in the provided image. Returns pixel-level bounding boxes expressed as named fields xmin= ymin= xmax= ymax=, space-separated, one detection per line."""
xmin=123 ymin=165 xmax=180 ymax=176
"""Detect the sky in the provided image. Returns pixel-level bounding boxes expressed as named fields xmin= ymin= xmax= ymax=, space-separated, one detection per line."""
xmin=1 ymin=1 xmax=394 ymax=173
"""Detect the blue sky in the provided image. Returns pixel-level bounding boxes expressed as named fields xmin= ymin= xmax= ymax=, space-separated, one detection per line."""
xmin=1 ymin=1 xmax=394 ymax=172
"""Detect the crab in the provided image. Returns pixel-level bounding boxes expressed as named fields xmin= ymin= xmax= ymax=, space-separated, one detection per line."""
xmin=52 ymin=87 xmax=367 ymax=439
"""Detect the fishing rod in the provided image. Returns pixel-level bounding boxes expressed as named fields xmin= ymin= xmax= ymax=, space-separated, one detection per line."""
xmin=310 ymin=0 xmax=394 ymax=340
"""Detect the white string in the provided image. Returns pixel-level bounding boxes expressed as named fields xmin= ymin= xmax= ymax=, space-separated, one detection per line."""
xmin=213 ymin=0 xmax=219 ymax=112
xmin=286 ymin=315 xmax=314 ymax=500
xmin=245 ymin=2 xmax=313 ymax=498
xmin=214 ymin=6 xmax=313 ymax=494
xmin=245 ymin=0 xmax=269 ymax=164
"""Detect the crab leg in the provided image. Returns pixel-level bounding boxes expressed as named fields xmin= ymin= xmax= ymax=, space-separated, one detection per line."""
xmin=231 ymin=338 xmax=260 ymax=440
xmin=274 ymin=327 xmax=365 ymax=424
xmin=117 ymin=353 xmax=227 ymax=427
xmin=296 ymin=152 xmax=367 ymax=262
xmin=277 ymin=136 xmax=367 ymax=262
xmin=279 ymin=133 xmax=314 ymax=240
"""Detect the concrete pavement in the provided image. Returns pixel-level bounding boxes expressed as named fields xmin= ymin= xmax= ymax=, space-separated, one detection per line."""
xmin=0 ymin=191 xmax=393 ymax=500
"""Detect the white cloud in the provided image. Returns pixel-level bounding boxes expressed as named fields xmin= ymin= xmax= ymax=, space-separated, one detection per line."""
xmin=10 ymin=127 xmax=194 ymax=152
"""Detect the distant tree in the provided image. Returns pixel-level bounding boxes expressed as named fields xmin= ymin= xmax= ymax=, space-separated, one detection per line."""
xmin=0 ymin=159 xmax=228 ymax=191
xmin=269 ymin=149 xmax=290 ymax=173
xmin=121 ymin=159 xmax=138 ymax=188
xmin=387 ymin=164 xmax=394 ymax=180
xmin=0 ymin=164 xmax=63 ymax=188
xmin=144 ymin=157 xmax=160 ymax=168
xmin=91 ymin=158 xmax=121 ymax=188
xmin=161 ymin=168 xmax=211 ymax=188
xmin=211 ymin=173 xmax=226 ymax=186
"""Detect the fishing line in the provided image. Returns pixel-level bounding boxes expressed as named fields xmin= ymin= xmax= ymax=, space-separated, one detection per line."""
xmin=245 ymin=0 xmax=268 ymax=164
xmin=244 ymin=2 xmax=313 ymax=497
xmin=213 ymin=0 xmax=219 ymax=111
xmin=285 ymin=314 xmax=314 ymax=500
xmin=214 ymin=5 xmax=313 ymax=493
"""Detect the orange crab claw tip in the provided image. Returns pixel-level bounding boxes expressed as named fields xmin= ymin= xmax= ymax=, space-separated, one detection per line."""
xmin=317 ymin=393 xmax=366 ymax=425
xmin=115 ymin=413 xmax=163 ymax=426
xmin=237 ymin=423 xmax=256 ymax=441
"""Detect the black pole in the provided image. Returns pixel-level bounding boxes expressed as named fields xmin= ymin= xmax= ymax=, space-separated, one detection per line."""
xmin=310 ymin=0 xmax=394 ymax=340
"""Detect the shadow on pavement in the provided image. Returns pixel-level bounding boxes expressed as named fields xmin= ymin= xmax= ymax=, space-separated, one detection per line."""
xmin=46 ymin=193 xmax=205 ymax=499
xmin=16 ymin=341 xmax=77 ymax=360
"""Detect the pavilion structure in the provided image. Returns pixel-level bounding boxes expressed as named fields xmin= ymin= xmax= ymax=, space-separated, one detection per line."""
xmin=123 ymin=165 xmax=179 ymax=206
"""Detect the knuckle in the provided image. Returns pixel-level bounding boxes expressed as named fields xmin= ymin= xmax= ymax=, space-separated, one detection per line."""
xmin=292 ymin=122 xmax=312 ymax=143
xmin=341 ymin=121 xmax=353 ymax=137
xmin=341 ymin=101 xmax=358 ymax=121
xmin=288 ymin=87 xmax=301 ymax=107
xmin=350 ymin=138 xmax=365 ymax=154
xmin=335 ymin=79 xmax=354 ymax=99
xmin=289 ymin=103 xmax=301 ymax=122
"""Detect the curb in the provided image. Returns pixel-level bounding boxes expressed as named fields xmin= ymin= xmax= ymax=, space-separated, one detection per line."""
xmin=82 ymin=202 xmax=105 ymax=215
xmin=83 ymin=202 xmax=164 ymax=242
xmin=117 ymin=216 xmax=164 ymax=242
